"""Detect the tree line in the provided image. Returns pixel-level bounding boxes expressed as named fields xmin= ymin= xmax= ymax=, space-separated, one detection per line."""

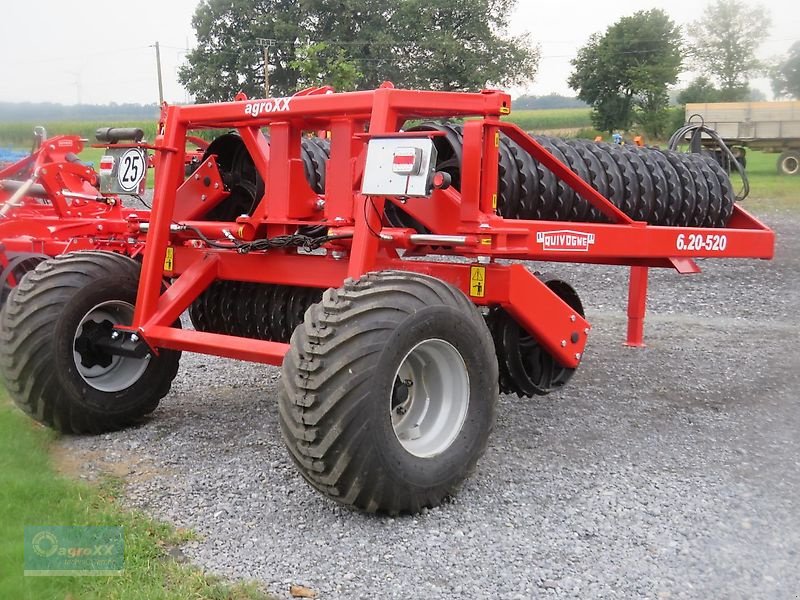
xmin=180 ymin=0 xmax=796 ymax=138
xmin=569 ymin=0 xmax=783 ymax=138
xmin=179 ymin=0 xmax=538 ymax=101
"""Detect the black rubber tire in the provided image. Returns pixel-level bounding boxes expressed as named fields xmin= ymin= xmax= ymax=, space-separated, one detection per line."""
xmin=600 ymin=142 xmax=640 ymax=219
xmin=497 ymin=136 xmax=522 ymax=218
xmin=551 ymin=137 xmax=593 ymax=221
xmin=619 ymin=146 xmax=655 ymax=223
xmin=680 ymin=154 xmax=709 ymax=227
xmin=531 ymin=139 xmax=559 ymax=220
xmin=279 ymin=270 xmax=498 ymax=515
xmin=630 ymin=146 xmax=668 ymax=225
xmin=0 ymin=252 xmax=49 ymax=306
xmin=201 ymin=133 xmax=264 ymax=221
xmin=660 ymin=150 xmax=696 ymax=227
xmin=509 ymin=141 xmax=540 ymax=220
xmin=694 ymin=154 xmax=723 ymax=227
xmin=777 ymin=150 xmax=800 ymax=176
xmin=567 ymin=139 xmax=609 ymax=222
xmin=0 ymin=251 xmax=181 ymax=434
xmin=585 ymin=141 xmax=625 ymax=215
xmin=488 ymin=274 xmax=584 ymax=398
xmin=704 ymin=157 xmax=736 ymax=226
xmin=644 ymin=149 xmax=682 ymax=226
xmin=535 ymin=136 xmax=574 ymax=221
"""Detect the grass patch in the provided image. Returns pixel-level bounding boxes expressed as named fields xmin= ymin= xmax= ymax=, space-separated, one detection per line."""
xmin=0 ymin=121 xmax=158 ymax=148
xmin=729 ymin=149 xmax=800 ymax=211
xmin=0 ymin=393 xmax=272 ymax=600
xmin=504 ymin=107 xmax=592 ymax=132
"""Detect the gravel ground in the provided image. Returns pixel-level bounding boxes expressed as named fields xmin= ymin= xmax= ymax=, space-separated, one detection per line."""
xmin=57 ymin=204 xmax=799 ymax=599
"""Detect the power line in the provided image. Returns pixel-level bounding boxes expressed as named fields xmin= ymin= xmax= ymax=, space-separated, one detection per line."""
xmin=10 ymin=45 xmax=153 ymax=67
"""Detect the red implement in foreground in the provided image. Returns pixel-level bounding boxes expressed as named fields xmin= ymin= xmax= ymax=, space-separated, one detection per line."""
xmin=0 ymin=84 xmax=774 ymax=514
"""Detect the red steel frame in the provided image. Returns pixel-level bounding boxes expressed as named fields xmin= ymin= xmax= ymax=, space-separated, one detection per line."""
xmin=0 ymin=132 xmax=215 ymax=263
xmin=0 ymin=135 xmax=147 ymax=261
xmin=82 ymin=83 xmax=771 ymax=367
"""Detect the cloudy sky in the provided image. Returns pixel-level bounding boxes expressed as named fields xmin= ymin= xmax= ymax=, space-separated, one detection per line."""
xmin=0 ymin=0 xmax=797 ymax=106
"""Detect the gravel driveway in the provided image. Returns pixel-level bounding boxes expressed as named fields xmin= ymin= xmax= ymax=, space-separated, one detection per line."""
xmin=57 ymin=203 xmax=799 ymax=599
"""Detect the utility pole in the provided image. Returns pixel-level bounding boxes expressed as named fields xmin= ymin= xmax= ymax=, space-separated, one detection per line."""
xmin=256 ymin=38 xmax=276 ymax=97
xmin=153 ymin=41 xmax=164 ymax=104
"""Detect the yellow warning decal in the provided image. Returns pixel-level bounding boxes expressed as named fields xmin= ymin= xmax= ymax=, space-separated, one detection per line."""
xmin=480 ymin=237 xmax=492 ymax=246
xmin=469 ymin=265 xmax=486 ymax=298
xmin=494 ymin=131 xmax=500 ymax=147
xmin=499 ymin=106 xmax=510 ymax=115
xmin=164 ymin=246 xmax=174 ymax=271
xmin=492 ymin=193 xmax=497 ymax=209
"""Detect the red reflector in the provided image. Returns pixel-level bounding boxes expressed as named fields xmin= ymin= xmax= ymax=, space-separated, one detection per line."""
xmin=391 ymin=147 xmax=422 ymax=175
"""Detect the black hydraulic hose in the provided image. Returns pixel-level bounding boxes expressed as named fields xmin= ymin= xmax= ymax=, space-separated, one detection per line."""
xmin=668 ymin=116 xmax=749 ymax=201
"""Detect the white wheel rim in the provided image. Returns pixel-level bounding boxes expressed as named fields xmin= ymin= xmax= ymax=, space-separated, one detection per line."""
xmin=72 ymin=300 xmax=149 ymax=393
xmin=390 ymin=339 xmax=470 ymax=458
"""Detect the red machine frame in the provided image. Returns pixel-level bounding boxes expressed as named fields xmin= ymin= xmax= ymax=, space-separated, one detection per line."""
xmin=0 ymin=135 xmax=146 ymax=278
xmin=107 ymin=83 xmax=773 ymax=369
xmin=0 ymin=130 xmax=214 ymax=281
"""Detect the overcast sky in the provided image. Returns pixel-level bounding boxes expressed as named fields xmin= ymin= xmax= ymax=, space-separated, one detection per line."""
xmin=0 ymin=0 xmax=797 ymax=106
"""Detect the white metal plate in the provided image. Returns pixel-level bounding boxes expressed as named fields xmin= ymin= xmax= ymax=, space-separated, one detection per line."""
xmin=361 ymin=138 xmax=437 ymax=197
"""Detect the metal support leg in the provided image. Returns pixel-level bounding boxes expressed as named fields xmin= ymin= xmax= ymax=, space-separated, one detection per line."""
xmin=625 ymin=265 xmax=648 ymax=347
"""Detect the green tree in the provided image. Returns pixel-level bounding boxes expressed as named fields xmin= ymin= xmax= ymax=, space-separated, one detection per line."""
xmin=298 ymin=0 xmax=399 ymax=89
xmin=676 ymin=76 xmax=722 ymax=105
xmin=568 ymin=9 xmax=683 ymax=137
xmin=688 ymin=0 xmax=771 ymax=101
xmin=179 ymin=0 xmax=304 ymax=101
xmin=387 ymin=0 xmax=538 ymax=91
xmin=772 ymin=41 xmax=800 ymax=99
xmin=179 ymin=0 xmax=539 ymax=101
xmin=290 ymin=43 xmax=362 ymax=91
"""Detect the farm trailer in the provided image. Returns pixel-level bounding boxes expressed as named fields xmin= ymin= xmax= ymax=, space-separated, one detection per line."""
xmin=0 ymin=84 xmax=774 ymax=514
xmin=686 ymin=100 xmax=800 ymax=175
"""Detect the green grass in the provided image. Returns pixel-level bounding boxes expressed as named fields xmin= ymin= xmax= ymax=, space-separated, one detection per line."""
xmin=504 ymin=108 xmax=592 ymax=132
xmin=729 ymin=149 xmax=800 ymax=210
xmin=77 ymin=146 xmax=106 ymax=166
xmin=0 ymin=393 xmax=272 ymax=600
xmin=0 ymin=121 xmax=158 ymax=148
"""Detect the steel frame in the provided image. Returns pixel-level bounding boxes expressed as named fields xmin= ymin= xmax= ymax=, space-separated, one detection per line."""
xmin=0 ymin=132 xmax=212 ymax=265
xmin=2 ymin=84 xmax=776 ymax=368
xmin=120 ymin=84 xmax=774 ymax=368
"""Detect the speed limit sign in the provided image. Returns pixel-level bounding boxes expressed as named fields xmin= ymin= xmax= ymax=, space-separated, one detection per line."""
xmin=99 ymin=147 xmax=147 ymax=195
xmin=117 ymin=148 xmax=146 ymax=192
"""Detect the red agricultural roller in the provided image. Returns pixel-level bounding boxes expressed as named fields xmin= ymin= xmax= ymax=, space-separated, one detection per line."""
xmin=0 ymin=83 xmax=774 ymax=514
